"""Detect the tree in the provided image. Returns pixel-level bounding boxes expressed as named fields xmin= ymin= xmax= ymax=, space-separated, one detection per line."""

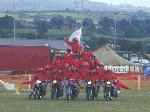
xmin=119 ymin=39 xmax=131 ymax=51
xmin=0 ymin=15 xmax=13 ymax=29
xmin=50 ymin=15 xmax=64 ymax=29
xmin=129 ymin=42 xmax=143 ymax=53
xmin=64 ymin=16 xmax=75 ymax=29
xmin=83 ymin=18 xmax=95 ymax=30
xmin=87 ymin=37 xmax=108 ymax=51
xmin=143 ymin=19 xmax=150 ymax=36
xmin=98 ymin=17 xmax=114 ymax=35
xmin=117 ymin=19 xmax=140 ymax=38
xmin=35 ymin=20 xmax=48 ymax=38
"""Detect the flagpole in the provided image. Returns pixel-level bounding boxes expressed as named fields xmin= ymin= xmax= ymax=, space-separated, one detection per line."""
xmin=81 ymin=0 xmax=83 ymax=46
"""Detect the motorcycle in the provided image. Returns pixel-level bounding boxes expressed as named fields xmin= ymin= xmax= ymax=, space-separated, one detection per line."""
xmin=86 ymin=81 xmax=96 ymax=101
xmin=51 ymin=80 xmax=63 ymax=99
xmin=66 ymin=82 xmax=79 ymax=100
xmin=104 ymin=81 xmax=112 ymax=101
xmin=33 ymin=80 xmax=43 ymax=100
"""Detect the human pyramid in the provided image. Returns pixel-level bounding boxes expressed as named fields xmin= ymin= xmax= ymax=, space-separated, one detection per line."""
xmin=22 ymin=38 xmax=130 ymax=100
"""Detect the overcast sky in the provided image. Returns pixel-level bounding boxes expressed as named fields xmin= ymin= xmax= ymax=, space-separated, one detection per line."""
xmin=90 ymin=0 xmax=150 ymax=7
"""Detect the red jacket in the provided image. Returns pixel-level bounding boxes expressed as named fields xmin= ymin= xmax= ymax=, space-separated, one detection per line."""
xmin=104 ymin=73 xmax=117 ymax=81
xmin=50 ymin=60 xmax=63 ymax=70
xmin=78 ymin=68 xmax=93 ymax=80
xmin=89 ymin=72 xmax=99 ymax=81
xmin=88 ymin=60 xmax=102 ymax=70
xmin=62 ymin=53 xmax=74 ymax=64
xmin=70 ymin=71 xmax=81 ymax=81
xmin=33 ymin=73 xmax=45 ymax=81
xmin=81 ymin=51 xmax=92 ymax=62
xmin=61 ymin=69 xmax=72 ymax=79
xmin=95 ymin=69 xmax=107 ymax=80
xmin=51 ymin=70 xmax=64 ymax=81
xmin=70 ymin=58 xmax=83 ymax=69
xmin=64 ymin=38 xmax=82 ymax=53
xmin=44 ymin=70 xmax=53 ymax=80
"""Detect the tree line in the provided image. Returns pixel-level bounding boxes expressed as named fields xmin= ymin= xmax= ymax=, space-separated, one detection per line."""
xmin=0 ymin=14 xmax=150 ymax=38
xmin=0 ymin=14 xmax=150 ymax=54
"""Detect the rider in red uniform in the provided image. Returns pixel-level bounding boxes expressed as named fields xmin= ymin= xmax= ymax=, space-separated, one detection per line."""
xmin=44 ymin=65 xmax=53 ymax=81
xmin=95 ymin=64 xmax=107 ymax=80
xmin=70 ymin=53 xmax=83 ymax=69
xmin=78 ymin=62 xmax=93 ymax=81
xmin=62 ymin=48 xmax=74 ymax=64
xmin=104 ymin=69 xmax=118 ymax=82
xmin=61 ymin=63 xmax=72 ymax=80
xmin=88 ymin=53 xmax=102 ymax=70
xmin=64 ymin=38 xmax=82 ymax=53
xmin=114 ymin=80 xmax=131 ymax=92
xmin=51 ymin=69 xmax=64 ymax=82
xmin=81 ymin=45 xmax=93 ymax=62
xmin=70 ymin=67 xmax=81 ymax=81
xmin=50 ymin=54 xmax=63 ymax=70
xmin=33 ymin=68 xmax=45 ymax=81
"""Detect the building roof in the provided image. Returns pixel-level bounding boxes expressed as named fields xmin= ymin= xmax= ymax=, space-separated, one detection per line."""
xmin=0 ymin=45 xmax=51 ymax=71
xmin=0 ymin=38 xmax=69 ymax=50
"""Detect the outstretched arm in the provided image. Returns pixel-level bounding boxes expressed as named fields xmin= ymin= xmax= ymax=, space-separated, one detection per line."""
xmin=64 ymin=38 xmax=73 ymax=46
xmin=21 ymin=80 xmax=35 ymax=85
xmin=118 ymin=82 xmax=131 ymax=89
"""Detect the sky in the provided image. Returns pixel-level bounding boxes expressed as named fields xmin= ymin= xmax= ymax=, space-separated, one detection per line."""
xmin=90 ymin=0 xmax=150 ymax=7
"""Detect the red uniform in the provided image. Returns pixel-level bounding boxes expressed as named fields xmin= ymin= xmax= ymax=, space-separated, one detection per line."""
xmin=88 ymin=59 xmax=102 ymax=70
xmin=104 ymin=73 xmax=117 ymax=81
xmin=61 ymin=69 xmax=72 ymax=79
xmin=81 ymin=51 xmax=92 ymax=62
xmin=70 ymin=71 xmax=81 ymax=81
xmin=89 ymin=72 xmax=99 ymax=81
xmin=33 ymin=73 xmax=45 ymax=81
xmin=50 ymin=60 xmax=63 ymax=70
xmin=78 ymin=68 xmax=92 ymax=80
xmin=95 ymin=69 xmax=107 ymax=80
xmin=64 ymin=38 xmax=82 ymax=53
xmin=44 ymin=70 xmax=53 ymax=80
xmin=51 ymin=70 xmax=64 ymax=82
xmin=70 ymin=58 xmax=83 ymax=69
xmin=62 ymin=53 xmax=74 ymax=64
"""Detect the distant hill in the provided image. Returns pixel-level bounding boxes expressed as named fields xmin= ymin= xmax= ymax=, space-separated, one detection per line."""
xmin=0 ymin=0 xmax=149 ymax=12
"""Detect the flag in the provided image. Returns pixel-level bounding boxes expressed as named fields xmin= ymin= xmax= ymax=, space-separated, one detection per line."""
xmin=69 ymin=28 xmax=82 ymax=43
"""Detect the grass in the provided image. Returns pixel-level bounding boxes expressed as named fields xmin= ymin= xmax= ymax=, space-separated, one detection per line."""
xmin=0 ymin=89 xmax=150 ymax=112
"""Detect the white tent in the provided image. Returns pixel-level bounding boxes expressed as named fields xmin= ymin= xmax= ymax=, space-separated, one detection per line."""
xmin=95 ymin=45 xmax=133 ymax=66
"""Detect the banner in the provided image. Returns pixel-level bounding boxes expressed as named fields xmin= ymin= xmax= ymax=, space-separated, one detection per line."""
xmin=104 ymin=66 xmax=129 ymax=73
xmin=69 ymin=28 xmax=81 ymax=43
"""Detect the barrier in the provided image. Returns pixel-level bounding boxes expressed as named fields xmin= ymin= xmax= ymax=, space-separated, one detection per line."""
xmin=0 ymin=73 xmax=150 ymax=91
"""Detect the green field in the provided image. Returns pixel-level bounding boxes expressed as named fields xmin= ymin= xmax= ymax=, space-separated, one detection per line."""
xmin=0 ymin=90 xmax=150 ymax=112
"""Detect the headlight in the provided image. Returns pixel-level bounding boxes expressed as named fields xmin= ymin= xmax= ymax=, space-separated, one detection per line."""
xmin=53 ymin=80 xmax=57 ymax=84
xmin=106 ymin=81 xmax=111 ymax=85
xmin=36 ymin=80 xmax=41 ymax=84
xmin=88 ymin=81 xmax=92 ymax=85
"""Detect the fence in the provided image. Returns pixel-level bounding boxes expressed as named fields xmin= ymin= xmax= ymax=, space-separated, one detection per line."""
xmin=0 ymin=73 xmax=150 ymax=92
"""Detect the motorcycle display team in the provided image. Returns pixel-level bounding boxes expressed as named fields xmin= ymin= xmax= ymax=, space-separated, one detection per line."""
xmin=22 ymin=38 xmax=131 ymax=101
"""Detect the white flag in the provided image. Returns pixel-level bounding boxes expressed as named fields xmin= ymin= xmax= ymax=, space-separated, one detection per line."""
xmin=69 ymin=28 xmax=82 ymax=43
